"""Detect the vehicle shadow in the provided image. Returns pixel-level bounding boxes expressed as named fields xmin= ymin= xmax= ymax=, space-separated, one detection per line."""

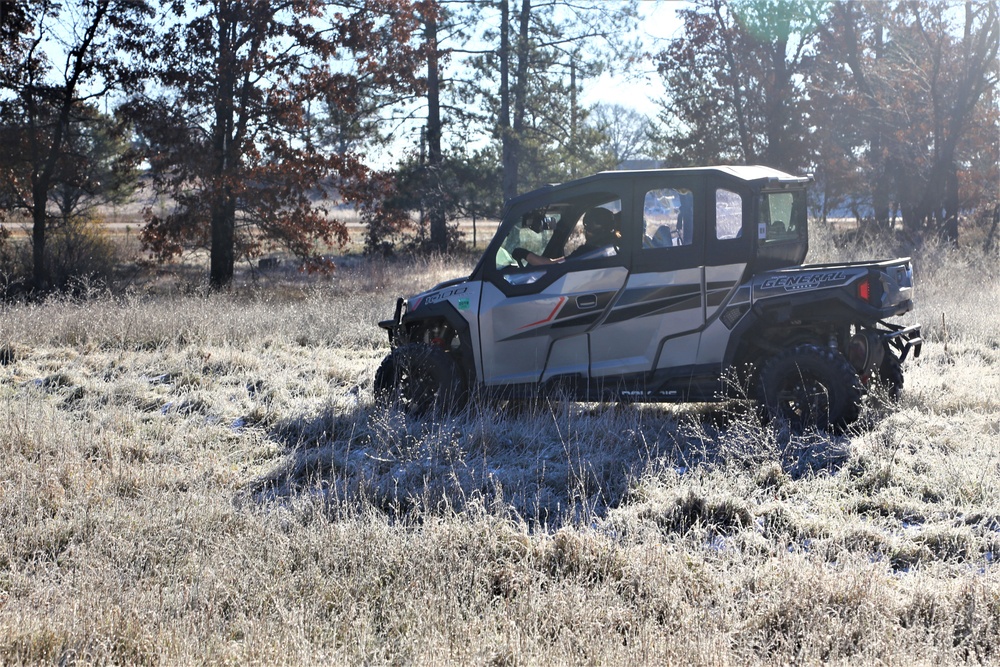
xmin=245 ymin=397 xmax=854 ymax=528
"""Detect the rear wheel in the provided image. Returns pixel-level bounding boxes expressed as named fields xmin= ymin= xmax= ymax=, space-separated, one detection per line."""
xmin=756 ymin=344 xmax=863 ymax=431
xmin=374 ymin=343 xmax=467 ymax=416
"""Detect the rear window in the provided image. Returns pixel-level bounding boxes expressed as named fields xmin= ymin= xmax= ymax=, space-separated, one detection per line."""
xmin=758 ymin=191 xmax=806 ymax=244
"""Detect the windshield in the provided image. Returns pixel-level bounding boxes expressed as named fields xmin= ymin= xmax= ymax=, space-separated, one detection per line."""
xmin=496 ymin=209 xmax=561 ymax=269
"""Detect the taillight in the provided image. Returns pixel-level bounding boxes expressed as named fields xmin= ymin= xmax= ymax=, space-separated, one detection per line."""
xmin=857 ymin=277 xmax=872 ymax=304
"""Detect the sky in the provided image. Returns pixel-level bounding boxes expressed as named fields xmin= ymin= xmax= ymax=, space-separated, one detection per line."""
xmin=580 ymin=1 xmax=686 ymax=117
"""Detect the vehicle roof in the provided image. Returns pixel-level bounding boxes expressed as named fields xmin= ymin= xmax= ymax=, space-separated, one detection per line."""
xmin=507 ymin=165 xmax=812 ymax=208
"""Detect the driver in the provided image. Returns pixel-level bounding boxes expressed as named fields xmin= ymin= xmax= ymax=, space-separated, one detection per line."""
xmin=512 ymin=207 xmax=619 ymax=267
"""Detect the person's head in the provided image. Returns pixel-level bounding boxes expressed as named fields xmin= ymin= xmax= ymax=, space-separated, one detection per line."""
xmin=583 ymin=207 xmax=617 ymax=244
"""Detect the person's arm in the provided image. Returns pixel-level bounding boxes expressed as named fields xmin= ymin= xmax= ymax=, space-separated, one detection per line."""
xmin=511 ymin=248 xmax=564 ymax=267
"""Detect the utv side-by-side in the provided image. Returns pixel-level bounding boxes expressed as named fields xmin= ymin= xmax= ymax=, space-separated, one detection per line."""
xmin=375 ymin=165 xmax=922 ymax=429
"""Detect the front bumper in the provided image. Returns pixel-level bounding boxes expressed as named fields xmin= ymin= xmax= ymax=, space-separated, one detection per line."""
xmin=378 ymin=297 xmax=406 ymax=344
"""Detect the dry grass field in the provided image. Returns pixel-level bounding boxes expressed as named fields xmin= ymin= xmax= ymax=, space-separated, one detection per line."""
xmin=1 ymin=226 xmax=999 ymax=664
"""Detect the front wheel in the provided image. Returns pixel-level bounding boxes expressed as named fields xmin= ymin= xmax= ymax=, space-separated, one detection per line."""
xmin=374 ymin=343 xmax=467 ymax=416
xmin=756 ymin=344 xmax=863 ymax=431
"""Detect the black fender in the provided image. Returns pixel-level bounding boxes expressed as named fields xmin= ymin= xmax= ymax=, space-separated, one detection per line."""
xmin=724 ymin=289 xmax=922 ymax=371
xmin=398 ymin=301 xmax=477 ymax=384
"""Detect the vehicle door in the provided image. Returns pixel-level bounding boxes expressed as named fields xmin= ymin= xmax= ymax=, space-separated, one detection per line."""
xmin=588 ymin=174 xmax=706 ymax=379
xmin=695 ymin=183 xmax=753 ymax=365
xmin=478 ymin=185 xmax=631 ymax=388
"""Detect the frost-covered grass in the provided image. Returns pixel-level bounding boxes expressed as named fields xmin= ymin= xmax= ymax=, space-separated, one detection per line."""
xmin=1 ymin=241 xmax=1000 ymax=664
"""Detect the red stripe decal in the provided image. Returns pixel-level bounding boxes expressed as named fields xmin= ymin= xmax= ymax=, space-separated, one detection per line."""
xmin=518 ymin=297 xmax=566 ymax=330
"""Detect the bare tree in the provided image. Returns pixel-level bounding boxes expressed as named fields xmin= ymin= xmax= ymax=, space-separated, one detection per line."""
xmin=468 ymin=0 xmax=639 ymax=200
xmin=0 ymin=0 xmax=152 ymax=291
xmin=591 ymin=103 xmax=654 ymax=166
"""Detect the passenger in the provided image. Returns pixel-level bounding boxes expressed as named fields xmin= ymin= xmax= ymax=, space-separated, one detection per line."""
xmin=511 ymin=208 xmax=619 ymax=267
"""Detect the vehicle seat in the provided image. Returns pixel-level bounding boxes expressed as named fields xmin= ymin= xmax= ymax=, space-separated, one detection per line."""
xmin=651 ymin=225 xmax=675 ymax=247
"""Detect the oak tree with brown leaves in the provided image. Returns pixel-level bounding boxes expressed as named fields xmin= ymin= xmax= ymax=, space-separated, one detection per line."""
xmin=814 ymin=1 xmax=999 ymax=242
xmin=654 ymin=0 xmax=825 ymax=171
xmin=132 ymin=0 xmax=427 ymax=287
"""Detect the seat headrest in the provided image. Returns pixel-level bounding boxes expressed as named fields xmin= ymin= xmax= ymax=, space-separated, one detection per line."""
xmin=584 ymin=208 xmax=614 ymax=230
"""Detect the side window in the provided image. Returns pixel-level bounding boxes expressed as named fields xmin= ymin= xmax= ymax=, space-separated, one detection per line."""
xmin=642 ymin=188 xmax=694 ymax=248
xmin=494 ymin=194 xmax=622 ymax=273
xmin=716 ymin=189 xmax=743 ymax=240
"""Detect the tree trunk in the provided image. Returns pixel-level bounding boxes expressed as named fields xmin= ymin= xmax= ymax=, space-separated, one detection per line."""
xmin=210 ymin=1 xmax=237 ymax=288
xmin=943 ymin=163 xmax=960 ymax=245
xmin=425 ymin=12 xmax=447 ymax=253
xmin=569 ymin=58 xmax=581 ymax=176
xmin=209 ymin=193 xmax=236 ymax=288
xmin=501 ymin=0 xmax=530 ymax=201
xmin=869 ymin=16 xmax=893 ymax=232
xmin=764 ymin=38 xmax=789 ymax=169
xmin=984 ymin=203 xmax=999 ymax=252
xmin=511 ymin=0 xmax=530 ymax=183
xmin=30 ymin=186 xmax=48 ymax=291
xmin=499 ymin=0 xmax=516 ymax=202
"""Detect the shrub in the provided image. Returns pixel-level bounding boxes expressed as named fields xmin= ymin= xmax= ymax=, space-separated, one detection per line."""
xmin=0 ymin=214 xmax=124 ymax=295
xmin=46 ymin=214 xmax=122 ymax=290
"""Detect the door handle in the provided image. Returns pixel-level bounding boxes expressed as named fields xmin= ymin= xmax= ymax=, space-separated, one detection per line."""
xmin=576 ymin=294 xmax=598 ymax=309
